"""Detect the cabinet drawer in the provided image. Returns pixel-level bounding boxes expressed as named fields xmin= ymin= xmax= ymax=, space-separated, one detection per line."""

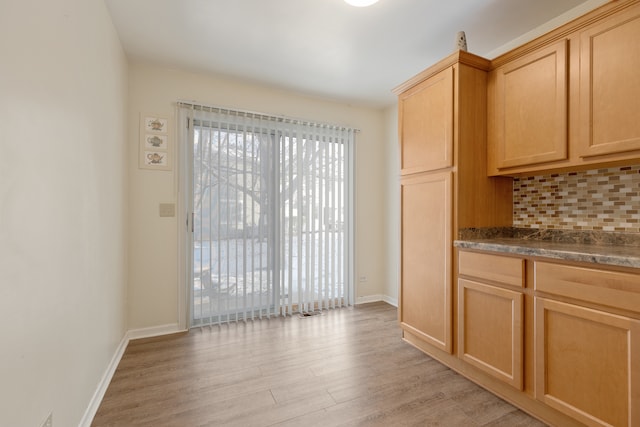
xmin=534 ymin=261 xmax=640 ymax=313
xmin=458 ymin=251 xmax=524 ymax=288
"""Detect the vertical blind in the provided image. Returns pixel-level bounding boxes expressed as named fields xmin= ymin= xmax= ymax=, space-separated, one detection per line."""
xmin=178 ymin=103 xmax=355 ymax=326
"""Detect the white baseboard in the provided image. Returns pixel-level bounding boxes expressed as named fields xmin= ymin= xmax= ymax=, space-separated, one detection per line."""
xmin=80 ymin=323 xmax=187 ymax=426
xmin=356 ymin=294 xmax=397 ymax=307
xmin=382 ymin=295 xmax=398 ymax=307
xmin=127 ymin=323 xmax=186 ymax=341
xmin=356 ymin=294 xmax=383 ymax=304
xmin=78 ymin=334 xmax=129 ymax=427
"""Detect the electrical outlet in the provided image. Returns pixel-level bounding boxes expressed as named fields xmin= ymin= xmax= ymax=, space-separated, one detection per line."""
xmin=359 ymin=275 xmax=367 ymax=282
xmin=41 ymin=413 xmax=52 ymax=427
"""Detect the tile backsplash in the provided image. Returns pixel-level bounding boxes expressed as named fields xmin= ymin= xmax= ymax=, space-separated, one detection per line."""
xmin=513 ymin=165 xmax=640 ymax=233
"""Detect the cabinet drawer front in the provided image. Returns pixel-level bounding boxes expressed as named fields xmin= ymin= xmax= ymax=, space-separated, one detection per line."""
xmin=534 ymin=261 xmax=640 ymax=313
xmin=458 ymin=251 xmax=524 ymax=288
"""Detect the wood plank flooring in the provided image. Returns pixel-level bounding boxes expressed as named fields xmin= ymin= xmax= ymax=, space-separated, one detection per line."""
xmin=92 ymin=302 xmax=546 ymax=426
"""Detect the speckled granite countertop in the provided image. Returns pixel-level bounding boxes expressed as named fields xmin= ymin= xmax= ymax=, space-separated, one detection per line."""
xmin=454 ymin=228 xmax=640 ymax=269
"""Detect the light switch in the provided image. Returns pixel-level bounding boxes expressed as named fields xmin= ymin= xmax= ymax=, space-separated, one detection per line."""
xmin=159 ymin=203 xmax=175 ymax=217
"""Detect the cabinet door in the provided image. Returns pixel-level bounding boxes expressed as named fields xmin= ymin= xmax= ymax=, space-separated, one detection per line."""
xmin=490 ymin=40 xmax=568 ymax=169
xmin=579 ymin=4 xmax=640 ymax=158
xmin=535 ymin=298 xmax=640 ymax=427
xmin=400 ymin=171 xmax=452 ymax=353
xmin=398 ymin=67 xmax=454 ymax=174
xmin=458 ymin=279 xmax=523 ymax=389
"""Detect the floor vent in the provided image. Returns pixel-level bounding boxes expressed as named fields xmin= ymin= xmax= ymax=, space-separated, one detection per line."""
xmin=298 ymin=311 xmax=323 ymax=318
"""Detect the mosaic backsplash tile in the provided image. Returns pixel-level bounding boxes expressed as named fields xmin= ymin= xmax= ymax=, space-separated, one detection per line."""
xmin=513 ymin=165 xmax=640 ymax=233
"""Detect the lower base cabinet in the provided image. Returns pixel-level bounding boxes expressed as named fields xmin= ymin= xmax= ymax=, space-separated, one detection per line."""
xmin=458 ymin=279 xmax=523 ymax=390
xmin=535 ymin=297 xmax=640 ymax=427
xmin=451 ymin=250 xmax=640 ymax=426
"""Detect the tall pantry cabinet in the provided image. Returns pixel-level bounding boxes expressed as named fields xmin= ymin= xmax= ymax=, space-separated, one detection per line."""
xmin=394 ymin=51 xmax=512 ymax=355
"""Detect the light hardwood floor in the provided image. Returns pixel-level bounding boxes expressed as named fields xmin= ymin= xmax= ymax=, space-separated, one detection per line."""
xmin=92 ymin=302 xmax=546 ymax=426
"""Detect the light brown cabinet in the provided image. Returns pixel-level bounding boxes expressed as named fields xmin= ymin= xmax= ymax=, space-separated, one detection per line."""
xmin=578 ymin=4 xmax=640 ymax=158
xmin=489 ymin=40 xmax=568 ymax=170
xmin=453 ymin=249 xmax=640 ymax=426
xmin=397 ymin=2 xmax=640 ymax=426
xmin=398 ymin=67 xmax=453 ymax=175
xmin=534 ymin=260 xmax=640 ymax=427
xmin=395 ymin=51 xmax=512 ymax=356
xmin=535 ymin=297 xmax=640 ymax=427
xmin=458 ymin=279 xmax=524 ymax=389
xmin=457 ymin=250 xmax=525 ymax=390
xmin=400 ymin=172 xmax=452 ymax=352
xmin=488 ymin=0 xmax=640 ymax=176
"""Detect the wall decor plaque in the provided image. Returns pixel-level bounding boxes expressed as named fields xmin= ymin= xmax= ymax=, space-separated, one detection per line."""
xmin=139 ymin=113 xmax=171 ymax=171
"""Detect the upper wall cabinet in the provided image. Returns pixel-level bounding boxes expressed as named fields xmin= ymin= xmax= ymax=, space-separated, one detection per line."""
xmin=398 ymin=66 xmax=454 ymax=175
xmin=487 ymin=0 xmax=640 ymax=176
xmin=489 ymin=40 xmax=568 ymax=171
xmin=579 ymin=4 xmax=640 ymax=158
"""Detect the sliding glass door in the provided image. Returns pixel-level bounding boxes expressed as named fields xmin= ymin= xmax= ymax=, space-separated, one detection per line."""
xmin=181 ymin=104 xmax=354 ymax=327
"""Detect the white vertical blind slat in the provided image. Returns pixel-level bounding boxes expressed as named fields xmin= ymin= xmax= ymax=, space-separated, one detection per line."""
xmin=272 ymin=128 xmax=279 ymax=319
xmin=348 ymin=131 xmax=355 ymax=305
xmin=321 ymin=128 xmax=327 ymax=308
xmin=318 ymin=130 xmax=325 ymax=311
xmin=249 ymin=122 xmax=256 ymax=320
xmin=288 ymin=128 xmax=295 ymax=315
xmin=330 ymin=132 xmax=336 ymax=309
xmin=308 ymin=131 xmax=316 ymax=311
xmin=226 ymin=128 xmax=232 ymax=323
xmin=338 ymin=137 xmax=344 ymax=308
xmin=205 ymin=127 xmax=212 ymax=324
xmin=215 ymin=125 xmax=222 ymax=324
xmin=323 ymin=125 xmax=329 ymax=311
xmin=296 ymin=130 xmax=304 ymax=312
xmin=241 ymin=115 xmax=248 ymax=322
xmin=308 ymin=129 xmax=318 ymax=311
xmin=235 ymin=125 xmax=241 ymax=323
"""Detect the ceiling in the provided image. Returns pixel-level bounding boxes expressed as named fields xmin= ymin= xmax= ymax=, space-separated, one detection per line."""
xmin=104 ymin=0 xmax=600 ymax=108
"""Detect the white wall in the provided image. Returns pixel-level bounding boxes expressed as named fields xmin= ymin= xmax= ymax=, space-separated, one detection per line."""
xmin=383 ymin=105 xmax=400 ymax=305
xmin=0 ymin=0 xmax=128 ymax=425
xmin=127 ymin=62 xmax=390 ymax=329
